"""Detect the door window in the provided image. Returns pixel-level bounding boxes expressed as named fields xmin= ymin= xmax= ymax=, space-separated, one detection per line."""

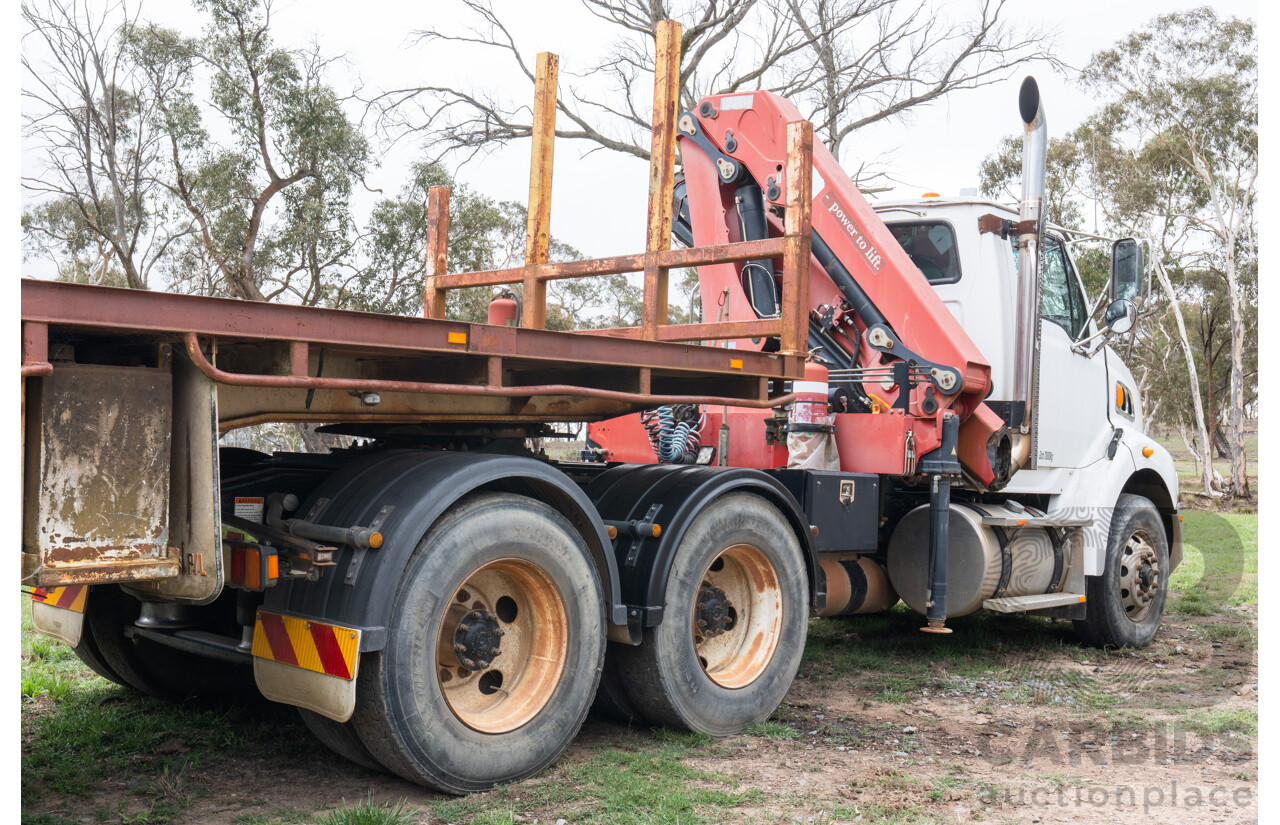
xmin=1013 ymin=236 xmax=1088 ymax=337
xmin=888 ymin=221 xmax=962 ymax=284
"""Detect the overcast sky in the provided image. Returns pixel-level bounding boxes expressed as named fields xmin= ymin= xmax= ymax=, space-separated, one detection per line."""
xmin=16 ymin=0 xmax=1262 ymax=272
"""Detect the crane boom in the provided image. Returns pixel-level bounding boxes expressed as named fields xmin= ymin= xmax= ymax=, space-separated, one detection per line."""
xmin=671 ymin=90 xmax=1007 ymax=486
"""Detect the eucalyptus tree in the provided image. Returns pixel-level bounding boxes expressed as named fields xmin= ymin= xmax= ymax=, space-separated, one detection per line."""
xmin=1081 ymin=8 xmax=1256 ymax=498
xmin=131 ymin=0 xmax=368 ymax=304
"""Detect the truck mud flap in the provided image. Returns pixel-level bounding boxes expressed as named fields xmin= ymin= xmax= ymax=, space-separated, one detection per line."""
xmin=251 ymin=610 xmax=361 ymax=722
xmin=29 ymin=586 xmax=88 ymax=646
xmin=23 ymin=353 xmax=223 ymax=602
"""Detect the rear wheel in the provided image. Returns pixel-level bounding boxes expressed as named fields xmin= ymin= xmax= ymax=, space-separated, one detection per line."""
xmin=1075 ymin=494 xmax=1169 ymax=648
xmin=351 ymin=493 xmax=605 ymax=793
xmin=611 ymin=493 xmax=807 ymax=734
xmin=84 ymin=585 xmax=257 ymax=700
xmin=298 ymin=709 xmax=384 ymax=772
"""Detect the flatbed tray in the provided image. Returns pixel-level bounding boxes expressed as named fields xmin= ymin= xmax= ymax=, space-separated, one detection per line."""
xmin=22 ymin=280 xmax=803 ymax=429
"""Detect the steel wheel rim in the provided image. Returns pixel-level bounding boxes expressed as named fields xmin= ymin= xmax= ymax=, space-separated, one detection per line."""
xmin=435 ymin=558 xmax=568 ymax=733
xmin=1118 ymin=529 xmax=1160 ymax=622
xmin=691 ymin=543 xmax=784 ymax=689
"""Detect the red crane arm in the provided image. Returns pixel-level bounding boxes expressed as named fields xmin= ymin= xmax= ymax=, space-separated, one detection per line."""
xmin=676 ymin=91 xmax=1004 ymax=485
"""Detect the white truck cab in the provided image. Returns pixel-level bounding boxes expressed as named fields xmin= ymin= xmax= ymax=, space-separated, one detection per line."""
xmin=874 ymin=197 xmax=1182 ymax=591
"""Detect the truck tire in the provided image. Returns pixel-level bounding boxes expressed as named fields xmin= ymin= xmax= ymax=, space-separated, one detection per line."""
xmin=70 ymin=618 xmax=126 ymax=686
xmin=611 ymin=492 xmax=807 ymax=735
xmin=590 ymin=644 xmax=644 ymax=724
xmin=85 ymin=585 xmax=257 ymax=700
xmin=1074 ymin=494 xmax=1169 ymax=648
xmin=298 ymin=709 xmax=384 ymax=772
xmin=350 ymin=493 xmax=605 ymax=793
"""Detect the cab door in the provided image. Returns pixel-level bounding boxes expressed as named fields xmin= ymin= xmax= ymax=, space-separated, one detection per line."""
xmin=1032 ymin=236 xmax=1109 ymax=468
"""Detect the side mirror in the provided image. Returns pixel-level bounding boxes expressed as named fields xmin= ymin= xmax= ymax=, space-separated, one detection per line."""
xmin=1105 ymin=298 xmax=1137 ymax=334
xmin=1110 ymin=238 xmax=1144 ymax=303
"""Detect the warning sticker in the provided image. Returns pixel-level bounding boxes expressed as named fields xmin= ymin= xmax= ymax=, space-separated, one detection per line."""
xmin=822 ymin=191 xmax=884 ymax=273
xmin=235 ymin=497 xmax=265 ymax=523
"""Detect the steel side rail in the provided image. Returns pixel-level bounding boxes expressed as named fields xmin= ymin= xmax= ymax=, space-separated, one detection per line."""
xmin=182 ymin=332 xmax=796 ymax=410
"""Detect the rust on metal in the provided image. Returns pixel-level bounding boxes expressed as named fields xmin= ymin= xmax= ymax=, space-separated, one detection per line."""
xmin=589 ymin=318 xmax=784 ymax=343
xmin=289 ymin=341 xmax=310 ymax=377
xmin=641 ymin=19 xmax=681 ymax=340
xmin=22 ymin=321 xmax=51 ymax=376
xmin=424 ymin=186 xmax=450 ymax=320
xmin=28 ymin=364 xmax=179 ymax=586
xmin=693 ymin=543 xmax=783 ymax=690
xmin=436 ymin=559 xmax=569 ymax=734
xmin=184 ymin=332 xmax=794 ymax=411
xmin=23 ymin=281 xmax=799 ymax=379
xmin=781 ymin=120 xmax=814 ymax=356
xmin=522 ymin=52 xmax=559 ymax=330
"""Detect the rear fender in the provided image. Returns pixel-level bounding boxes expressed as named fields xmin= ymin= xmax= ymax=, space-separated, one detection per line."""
xmin=262 ymin=450 xmax=623 ymax=651
xmin=584 ymin=464 xmax=823 ymax=640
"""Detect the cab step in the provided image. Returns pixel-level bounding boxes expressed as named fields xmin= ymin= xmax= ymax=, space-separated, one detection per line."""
xmin=978 ymin=514 xmax=1091 ymax=528
xmin=983 ymin=593 xmax=1087 ymax=613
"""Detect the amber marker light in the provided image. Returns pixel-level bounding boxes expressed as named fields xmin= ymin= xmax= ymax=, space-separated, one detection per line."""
xmin=1142 ymin=446 xmax=1154 ymax=458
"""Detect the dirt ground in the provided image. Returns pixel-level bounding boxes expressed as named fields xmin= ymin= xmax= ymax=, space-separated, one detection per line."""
xmin=23 ymin=601 xmax=1257 ymax=825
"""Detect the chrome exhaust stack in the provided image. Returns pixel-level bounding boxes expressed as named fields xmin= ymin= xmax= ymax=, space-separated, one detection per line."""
xmin=1011 ymin=76 xmax=1047 ymax=469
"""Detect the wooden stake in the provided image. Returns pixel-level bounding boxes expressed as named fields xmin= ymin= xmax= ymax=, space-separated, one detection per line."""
xmin=641 ymin=19 xmax=681 ymax=340
xmin=781 ymin=121 xmax=813 ymax=356
xmin=522 ymin=51 xmax=559 ymax=329
xmin=423 ymin=186 xmax=450 ymax=319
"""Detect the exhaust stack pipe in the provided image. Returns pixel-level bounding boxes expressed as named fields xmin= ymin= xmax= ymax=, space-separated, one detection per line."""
xmin=1012 ymin=76 xmax=1047 ymax=460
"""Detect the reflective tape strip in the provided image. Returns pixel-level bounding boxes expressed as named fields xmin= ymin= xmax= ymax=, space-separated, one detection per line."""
xmin=30 ymin=586 xmax=87 ymax=613
xmin=251 ymin=610 xmax=359 ymax=681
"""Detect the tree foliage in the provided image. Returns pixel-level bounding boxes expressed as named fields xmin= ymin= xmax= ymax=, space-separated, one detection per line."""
xmin=1081 ymin=7 xmax=1256 ymax=498
xmin=130 ymin=0 xmax=368 ymax=303
xmin=976 ymin=7 xmax=1256 ymax=498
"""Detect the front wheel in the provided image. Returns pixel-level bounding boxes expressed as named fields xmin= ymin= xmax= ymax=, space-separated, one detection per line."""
xmin=351 ymin=493 xmax=605 ymax=793
xmin=611 ymin=492 xmax=808 ymax=735
xmin=1075 ymin=494 xmax=1169 ymax=648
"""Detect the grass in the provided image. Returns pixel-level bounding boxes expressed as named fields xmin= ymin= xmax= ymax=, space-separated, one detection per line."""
xmin=800 ymin=606 xmax=1101 ymax=708
xmin=1183 ymin=707 xmax=1258 ymax=738
xmin=1154 ymin=431 xmax=1258 ymax=506
xmin=744 ymin=720 xmax=802 ymax=740
xmin=20 ymin=604 xmax=322 ymax=824
xmin=428 ymin=732 xmax=763 ymax=825
xmin=315 ymin=798 xmax=418 ymax=825
xmin=1167 ymin=511 xmax=1257 ymax=613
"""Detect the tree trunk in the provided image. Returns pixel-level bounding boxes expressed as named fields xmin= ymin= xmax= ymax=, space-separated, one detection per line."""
xmin=1224 ymin=255 xmax=1251 ymax=498
xmin=1154 ymin=258 xmax=1218 ymax=497
xmin=295 ymin=423 xmax=340 ymax=454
